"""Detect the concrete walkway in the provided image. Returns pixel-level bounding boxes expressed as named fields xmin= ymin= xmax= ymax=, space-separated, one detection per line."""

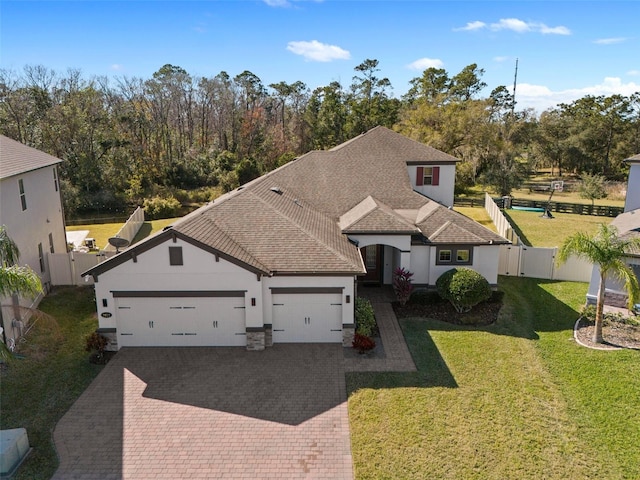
xmin=344 ymin=287 xmax=417 ymax=372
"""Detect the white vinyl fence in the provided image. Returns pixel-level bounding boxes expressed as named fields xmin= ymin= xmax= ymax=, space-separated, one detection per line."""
xmin=49 ymin=207 xmax=145 ymax=286
xmin=485 ymin=193 xmax=593 ymax=282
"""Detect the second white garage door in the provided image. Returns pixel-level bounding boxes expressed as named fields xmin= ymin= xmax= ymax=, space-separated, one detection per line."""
xmin=116 ymin=295 xmax=246 ymax=347
xmin=272 ymin=292 xmax=343 ymax=343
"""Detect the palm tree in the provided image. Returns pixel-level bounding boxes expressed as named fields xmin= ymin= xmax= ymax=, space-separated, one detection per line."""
xmin=557 ymin=223 xmax=640 ymax=343
xmin=0 ymin=225 xmax=43 ymax=362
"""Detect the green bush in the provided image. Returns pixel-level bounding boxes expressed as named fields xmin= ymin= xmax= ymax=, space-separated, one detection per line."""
xmin=143 ymin=195 xmax=182 ymax=220
xmin=580 ymin=304 xmax=640 ymax=326
xmin=436 ymin=268 xmax=492 ymax=313
xmin=355 ymin=297 xmax=377 ymax=337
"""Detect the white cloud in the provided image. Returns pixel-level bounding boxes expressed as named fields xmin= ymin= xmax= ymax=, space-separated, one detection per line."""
xmin=286 ymin=40 xmax=350 ymax=62
xmin=493 ymin=56 xmax=510 ymax=63
xmin=110 ymin=64 xmax=124 ymax=71
xmin=516 ymin=77 xmax=640 ymax=112
xmin=457 ymin=18 xmax=570 ymax=35
xmin=454 ymin=21 xmax=486 ymax=32
xmin=593 ymin=37 xmax=626 ymax=45
xmin=628 ymin=70 xmax=640 ymax=77
xmin=263 ymin=0 xmax=291 ymax=6
xmin=407 ymin=58 xmax=444 ymax=71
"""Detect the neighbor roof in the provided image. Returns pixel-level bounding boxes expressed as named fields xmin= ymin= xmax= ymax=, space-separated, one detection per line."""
xmin=624 ymin=153 xmax=640 ymax=163
xmin=0 ymin=135 xmax=62 ymax=179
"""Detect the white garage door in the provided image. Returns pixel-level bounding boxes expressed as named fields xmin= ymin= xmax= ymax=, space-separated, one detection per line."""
xmin=272 ymin=291 xmax=343 ymax=343
xmin=115 ymin=294 xmax=246 ymax=347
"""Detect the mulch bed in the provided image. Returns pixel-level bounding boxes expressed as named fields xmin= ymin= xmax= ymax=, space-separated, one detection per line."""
xmin=393 ymin=294 xmax=503 ymax=326
xmin=574 ymin=319 xmax=640 ymax=350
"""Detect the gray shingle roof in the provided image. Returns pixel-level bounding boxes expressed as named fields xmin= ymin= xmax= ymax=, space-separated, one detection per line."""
xmin=0 ymin=135 xmax=62 ymax=179
xmin=86 ymin=126 xmax=508 ymax=278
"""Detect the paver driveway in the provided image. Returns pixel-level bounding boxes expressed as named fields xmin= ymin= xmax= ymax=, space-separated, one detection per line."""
xmin=52 ymin=345 xmax=352 ymax=479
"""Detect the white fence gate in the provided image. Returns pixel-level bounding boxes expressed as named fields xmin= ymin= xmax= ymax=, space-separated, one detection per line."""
xmin=485 ymin=193 xmax=593 ymax=282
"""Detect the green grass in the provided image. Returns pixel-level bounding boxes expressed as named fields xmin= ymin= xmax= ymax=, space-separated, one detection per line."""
xmin=0 ymin=287 xmax=103 ymax=480
xmin=504 ymin=210 xmax=611 ymax=247
xmin=347 ymin=277 xmax=640 ymax=479
xmin=454 ymin=206 xmax=498 ymax=233
xmin=66 ymin=217 xmax=181 ymax=249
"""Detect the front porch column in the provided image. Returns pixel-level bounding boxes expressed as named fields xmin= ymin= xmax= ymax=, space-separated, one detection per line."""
xmin=400 ymin=251 xmax=411 ymax=272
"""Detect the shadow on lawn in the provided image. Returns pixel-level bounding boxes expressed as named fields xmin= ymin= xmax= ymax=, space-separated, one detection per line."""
xmin=347 ymin=278 xmax=583 ymax=394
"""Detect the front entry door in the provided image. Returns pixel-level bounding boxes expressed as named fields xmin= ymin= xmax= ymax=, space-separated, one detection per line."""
xmin=361 ymin=245 xmax=382 ymax=284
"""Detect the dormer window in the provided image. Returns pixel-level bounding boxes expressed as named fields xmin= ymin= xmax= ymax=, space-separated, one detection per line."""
xmin=169 ymin=246 xmax=183 ymax=266
xmin=416 ymin=166 xmax=440 ymax=186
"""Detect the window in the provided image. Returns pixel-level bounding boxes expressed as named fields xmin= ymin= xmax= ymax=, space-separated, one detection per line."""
xmin=436 ymin=246 xmax=473 ymax=265
xmin=439 ymin=249 xmax=452 ymax=263
xmin=38 ymin=243 xmax=45 ymax=272
xmin=19 ymin=179 xmax=27 ymax=211
xmin=169 ymin=246 xmax=183 ymax=266
xmin=49 ymin=233 xmax=55 ymax=254
xmin=415 ymin=166 xmax=440 ymax=187
xmin=53 ymin=168 xmax=59 ymax=192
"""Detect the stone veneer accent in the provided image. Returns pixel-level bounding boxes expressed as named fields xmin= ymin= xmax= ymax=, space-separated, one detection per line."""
xmin=342 ymin=324 xmax=355 ymax=347
xmin=246 ymin=328 xmax=265 ymax=351
xmin=264 ymin=324 xmax=273 ymax=347
xmin=96 ymin=328 xmax=118 ymax=352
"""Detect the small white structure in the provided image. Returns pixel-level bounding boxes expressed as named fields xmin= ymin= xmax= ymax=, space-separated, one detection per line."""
xmin=84 ymin=127 xmax=508 ymax=351
xmin=587 ymin=153 xmax=640 ymax=305
xmin=0 ymin=136 xmax=67 ymax=345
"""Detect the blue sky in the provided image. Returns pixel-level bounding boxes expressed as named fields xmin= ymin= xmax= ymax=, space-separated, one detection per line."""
xmin=1 ymin=0 xmax=639 ymax=112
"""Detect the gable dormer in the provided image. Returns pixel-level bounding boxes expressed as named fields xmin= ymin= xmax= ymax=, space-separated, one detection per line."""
xmin=407 ymin=160 xmax=457 ymax=207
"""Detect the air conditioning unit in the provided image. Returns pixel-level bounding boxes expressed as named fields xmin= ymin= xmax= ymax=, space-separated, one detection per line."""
xmin=84 ymin=238 xmax=96 ymax=249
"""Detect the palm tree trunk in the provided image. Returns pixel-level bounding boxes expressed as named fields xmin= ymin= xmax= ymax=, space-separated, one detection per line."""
xmin=594 ymin=272 xmax=606 ymax=343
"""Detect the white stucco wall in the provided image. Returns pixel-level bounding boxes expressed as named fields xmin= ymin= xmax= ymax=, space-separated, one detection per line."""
xmin=410 ymin=245 xmax=431 ymax=284
xmin=0 ymin=166 xmax=66 ymax=342
xmin=93 ymin=238 xmax=263 ymax=330
xmin=408 ymin=164 xmax=456 ymax=207
xmin=428 ymin=245 xmax=501 ymax=286
xmin=624 ymin=162 xmax=640 ymax=212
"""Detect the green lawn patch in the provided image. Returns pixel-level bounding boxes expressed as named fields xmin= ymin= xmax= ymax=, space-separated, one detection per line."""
xmin=504 ymin=209 xmax=611 ymax=247
xmin=66 ymin=223 xmax=123 ymax=250
xmin=454 ymin=206 xmax=498 ymax=233
xmin=348 ymin=277 xmax=640 ymax=479
xmin=0 ymin=287 xmax=103 ymax=480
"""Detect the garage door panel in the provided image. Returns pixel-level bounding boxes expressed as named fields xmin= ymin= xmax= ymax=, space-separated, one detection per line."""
xmin=272 ymin=294 xmax=342 ymax=343
xmin=116 ymin=296 xmax=246 ymax=347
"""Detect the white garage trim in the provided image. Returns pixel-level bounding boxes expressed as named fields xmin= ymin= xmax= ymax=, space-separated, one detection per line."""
xmin=112 ymin=290 xmax=246 ymax=297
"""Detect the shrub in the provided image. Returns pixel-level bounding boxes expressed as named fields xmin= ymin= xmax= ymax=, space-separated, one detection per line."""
xmin=85 ymin=332 xmax=108 ymax=359
xmin=393 ymin=267 xmax=414 ymax=306
xmin=355 ymin=297 xmax=377 ymax=337
xmin=143 ymin=195 xmax=182 ymax=220
xmin=352 ymin=333 xmax=376 ymax=353
xmin=436 ymin=268 xmax=492 ymax=313
xmin=580 ymin=304 xmax=640 ymax=327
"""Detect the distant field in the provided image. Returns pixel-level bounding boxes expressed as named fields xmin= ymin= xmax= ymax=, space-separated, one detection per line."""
xmin=504 ymin=209 xmax=611 ymax=247
xmin=66 ymin=218 xmax=181 ymax=249
xmin=453 ymin=206 xmax=498 ymax=233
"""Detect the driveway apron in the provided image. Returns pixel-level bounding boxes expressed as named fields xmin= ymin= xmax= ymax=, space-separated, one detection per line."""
xmin=52 ymin=345 xmax=352 ymax=479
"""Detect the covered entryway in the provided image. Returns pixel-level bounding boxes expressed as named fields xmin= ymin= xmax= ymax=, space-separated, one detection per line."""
xmin=114 ymin=292 xmax=246 ymax=347
xmin=272 ymin=288 xmax=343 ymax=343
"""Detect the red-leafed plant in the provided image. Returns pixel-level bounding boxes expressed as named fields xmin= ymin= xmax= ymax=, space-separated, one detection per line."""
xmin=352 ymin=333 xmax=376 ymax=353
xmin=393 ymin=267 xmax=414 ymax=306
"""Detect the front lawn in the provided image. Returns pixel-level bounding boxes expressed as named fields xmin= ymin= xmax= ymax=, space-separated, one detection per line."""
xmin=347 ymin=277 xmax=640 ymax=479
xmin=0 ymin=287 xmax=102 ymax=480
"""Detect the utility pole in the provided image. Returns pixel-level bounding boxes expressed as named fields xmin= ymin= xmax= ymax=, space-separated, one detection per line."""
xmin=512 ymin=58 xmax=519 ymax=115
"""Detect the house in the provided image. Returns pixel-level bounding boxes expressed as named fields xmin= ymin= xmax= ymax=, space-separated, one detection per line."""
xmin=586 ymin=153 xmax=640 ymax=306
xmin=84 ymin=127 xmax=508 ymax=351
xmin=0 ymin=135 xmax=67 ymax=345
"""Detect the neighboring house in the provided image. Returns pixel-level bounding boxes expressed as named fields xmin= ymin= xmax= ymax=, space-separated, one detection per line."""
xmin=0 ymin=135 xmax=67 ymax=345
xmin=84 ymin=127 xmax=508 ymax=351
xmin=586 ymin=153 xmax=640 ymax=305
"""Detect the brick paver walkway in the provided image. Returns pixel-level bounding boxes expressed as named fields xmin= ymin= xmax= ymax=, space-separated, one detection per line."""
xmin=344 ymin=286 xmax=417 ymax=372
xmin=52 ymin=345 xmax=352 ymax=479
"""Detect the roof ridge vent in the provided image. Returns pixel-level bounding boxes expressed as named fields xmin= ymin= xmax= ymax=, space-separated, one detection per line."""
xmin=270 ymin=186 xmax=283 ymax=194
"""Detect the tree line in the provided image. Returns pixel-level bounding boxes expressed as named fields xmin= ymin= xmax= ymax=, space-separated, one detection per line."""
xmin=1 ymin=60 xmax=638 ymax=216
